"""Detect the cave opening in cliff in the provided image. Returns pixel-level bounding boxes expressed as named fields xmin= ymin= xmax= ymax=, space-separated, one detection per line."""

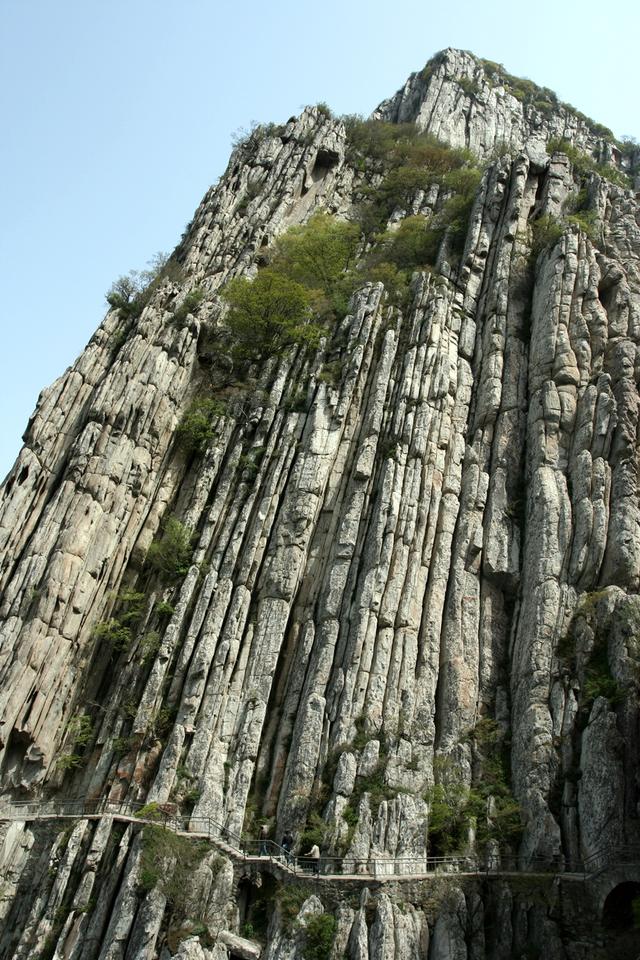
xmin=602 ymin=880 xmax=640 ymax=930
xmin=237 ymin=872 xmax=277 ymax=942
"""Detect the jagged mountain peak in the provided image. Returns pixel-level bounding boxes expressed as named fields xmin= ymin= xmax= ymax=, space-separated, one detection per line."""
xmin=376 ymin=46 xmax=624 ymax=165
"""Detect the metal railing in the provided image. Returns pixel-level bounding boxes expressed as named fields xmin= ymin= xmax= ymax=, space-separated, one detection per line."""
xmin=1 ymin=799 xmax=637 ymax=881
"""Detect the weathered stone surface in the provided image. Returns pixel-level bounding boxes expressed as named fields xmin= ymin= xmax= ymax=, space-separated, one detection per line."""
xmin=0 ymin=46 xmax=638 ymax=960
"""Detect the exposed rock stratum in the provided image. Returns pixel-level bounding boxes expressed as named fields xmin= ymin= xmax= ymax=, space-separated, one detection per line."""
xmin=1 ymin=48 xmax=640 ymax=960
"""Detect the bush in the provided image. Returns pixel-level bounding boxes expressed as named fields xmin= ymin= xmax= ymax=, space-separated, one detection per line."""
xmin=425 ymin=735 xmax=522 ymax=855
xmin=135 ymin=801 xmax=163 ymax=820
xmin=93 ymin=618 xmax=132 ymax=653
xmin=67 ymin=714 xmax=93 ymax=747
xmin=547 ymin=139 xmax=630 ymax=188
xmin=348 ymin=121 xmax=480 ymax=254
xmin=146 ymin=517 xmax=194 ymax=581
xmin=106 ymin=253 xmax=184 ymax=321
xmin=582 ymin=642 xmax=622 ymax=707
xmin=302 ymin=913 xmax=337 ymax=960
xmin=530 ymin=215 xmax=564 ymax=257
xmin=171 ymin=288 xmax=205 ymax=325
xmin=222 ymin=269 xmax=323 ymax=364
xmin=176 ymin=397 xmax=226 ymax=454
xmin=277 ymin=885 xmax=312 ymax=934
xmin=115 ymin=589 xmax=147 ymax=626
xmin=270 ymin=212 xmax=360 ymax=296
xmin=155 ymin=600 xmax=175 ymax=620
xmin=299 ymin=812 xmax=329 ymax=851
xmin=377 ymin=215 xmax=440 ymax=270
xmin=139 ymin=631 xmax=161 ymax=663
xmin=138 ymin=825 xmax=213 ymax=913
xmin=55 ymin=753 xmax=83 ymax=771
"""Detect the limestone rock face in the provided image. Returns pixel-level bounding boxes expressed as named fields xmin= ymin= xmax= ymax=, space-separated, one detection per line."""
xmin=0 ymin=47 xmax=639 ymax=960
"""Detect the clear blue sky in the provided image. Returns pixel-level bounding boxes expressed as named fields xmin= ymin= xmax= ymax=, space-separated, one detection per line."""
xmin=1 ymin=0 xmax=638 ymax=479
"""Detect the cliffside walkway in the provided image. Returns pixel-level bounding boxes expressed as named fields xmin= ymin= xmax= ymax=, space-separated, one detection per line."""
xmin=1 ymin=799 xmax=636 ymax=884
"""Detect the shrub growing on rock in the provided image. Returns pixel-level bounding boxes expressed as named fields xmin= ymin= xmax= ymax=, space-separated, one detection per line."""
xmin=302 ymin=913 xmax=337 ymax=960
xmin=176 ymin=397 xmax=226 ymax=454
xmin=222 ymin=269 xmax=323 ymax=364
xmin=146 ymin=517 xmax=194 ymax=581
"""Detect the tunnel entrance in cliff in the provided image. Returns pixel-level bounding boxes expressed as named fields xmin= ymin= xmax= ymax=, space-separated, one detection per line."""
xmin=602 ymin=881 xmax=640 ymax=930
xmin=237 ymin=871 xmax=278 ymax=942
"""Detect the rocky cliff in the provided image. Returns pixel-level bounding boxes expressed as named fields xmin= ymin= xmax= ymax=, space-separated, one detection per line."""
xmin=1 ymin=48 xmax=639 ymax=960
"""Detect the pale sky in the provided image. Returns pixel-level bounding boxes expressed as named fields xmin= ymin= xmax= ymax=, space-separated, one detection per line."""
xmin=1 ymin=0 xmax=638 ymax=478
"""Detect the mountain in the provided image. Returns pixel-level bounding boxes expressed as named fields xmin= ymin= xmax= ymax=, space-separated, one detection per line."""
xmin=1 ymin=48 xmax=639 ymax=960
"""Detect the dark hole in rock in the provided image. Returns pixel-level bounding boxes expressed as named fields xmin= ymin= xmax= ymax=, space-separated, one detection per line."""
xmin=17 ymin=465 xmax=29 ymax=486
xmin=603 ymin=880 xmax=640 ymax=929
xmin=310 ymin=148 xmax=340 ymax=183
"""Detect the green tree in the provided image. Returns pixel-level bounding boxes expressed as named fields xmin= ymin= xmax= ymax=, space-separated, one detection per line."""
xmin=146 ymin=517 xmax=194 ymax=581
xmin=270 ymin=212 xmax=360 ymax=294
xmin=176 ymin=397 xmax=226 ymax=454
xmin=222 ymin=269 xmax=322 ymax=363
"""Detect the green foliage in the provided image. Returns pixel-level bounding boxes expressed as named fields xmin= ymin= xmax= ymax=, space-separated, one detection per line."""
xmin=55 ymin=753 xmax=84 ymax=771
xmin=565 ymin=594 xmax=623 ymax=709
xmin=426 ymin=728 xmax=522 ymax=855
xmin=139 ymin=825 xmax=213 ymax=913
xmin=106 ymin=253 xmax=184 ymax=321
xmin=135 ymin=801 xmax=163 ymax=820
xmin=176 ymin=397 xmax=226 ymax=454
xmin=269 ymin=212 xmax=360 ymax=300
xmin=238 ymin=446 xmax=266 ymax=480
xmin=146 ymin=517 xmax=194 ymax=581
xmin=583 ymin=643 xmax=622 ymax=707
xmin=315 ymin=102 xmax=333 ymax=119
xmin=458 ymin=76 xmax=480 ymax=97
xmin=530 ymin=215 xmax=564 ymax=257
xmin=112 ymin=734 xmax=137 ymax=755
xmin=440 ymin=168 xmax=483 ymax=254
xmin=299 ymin=812 xmax=329 ymax=851
xmin=302 ymin=913 xmax=337 ymax=960
xmin=352 ymin=714 xmax=370 ymax=751
xmin=92 ymin=590 xmax=146 ymax=656
xmin=565 ymin=211 xmax=599 ymax=242
xmin=115 ymin=589 xmax=147 ymax=626
xmin=479 ymin=61 xmax=616 ymax=145
xmin=139 ymin=631 xmax=161 ymax=663
xmin=222 ymin=269 xmax=322 ymax=365
xmin=357 ymin=762 xmax=392 ymax=811
xmin=547 ymin=139 xmax=631 ymax=188
xmin=171 ymin=288 xmax=205 ymax=325
xmin=317 ymin=359 xmax=344 ymax=387
xmin=363 ymin=135 xmax=476 ymax=233
xmin=362 ymin=260 xmax=412 ymax=307
xmin=346 ymin=120 xmax=481 ymax=266
xmin=277 ymin=885 xmax=312 ymax=934
xmin=231 ymin=121 xmax=284 ymax=148
xmin=155 ymin=600 xmax=175 ymax=620
xmin=67 ymin=713 xmax=93 ymax=747
xmin=92 ymin=618 xmax=132 ymax=652
xmin=424 ymin=771 xmax=470 ymax=854
xmin=377 ymin=215 xmax=440 ymax=270
xmin=343 ymin=117 xmax=416 ymax=162
xmin=153 ymin=705 xmax=178 ymax=741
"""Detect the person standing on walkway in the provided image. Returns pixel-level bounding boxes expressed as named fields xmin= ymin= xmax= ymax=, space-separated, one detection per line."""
xmin=281 ymin=831 xmax=293 ymax=864
xmin=259 ymin=823 xmax=269 ymax=856
xmin=303 ymin=842 xmax=321 ymax=875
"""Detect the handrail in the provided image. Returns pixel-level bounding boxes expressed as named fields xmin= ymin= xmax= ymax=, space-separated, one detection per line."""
xmin=1 ymin=800 xmax=638 ymax=881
